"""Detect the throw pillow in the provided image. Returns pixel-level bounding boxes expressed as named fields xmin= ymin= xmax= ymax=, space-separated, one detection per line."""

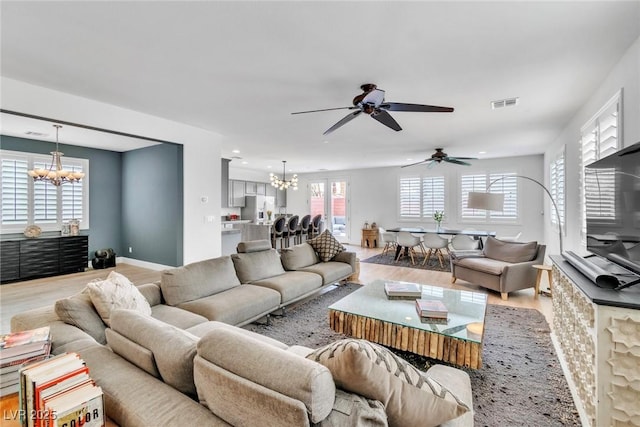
xmin=308 ymin=229 xmax=345 ymax=262
xmin=86 ymin=271 xmax=152 ymax=326
xmin=307 ymin=338 xmax=469 ymax=427
xmin=54 ymin=289 xmax=107 ymax=344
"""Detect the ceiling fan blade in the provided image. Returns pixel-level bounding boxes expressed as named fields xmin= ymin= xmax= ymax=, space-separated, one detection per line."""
xmin=445 ymin=158 xmax=472 ymax=166
xmin=401 ymin=159 xmax=429 ymax=168
xmin=291 ymin=106 xmax=356 ymax=115
xmin=427 ymin=160 xmax=437 ymax=169
xmin=323 ymin=110 xmax=362 ymax=135
xmin=370 ymin=110 xmax=402 ymax=131
xmin=448 ymin=156 xmax=477 ymax=160
xmin=381 ymin=102 xmax=454 ymax=113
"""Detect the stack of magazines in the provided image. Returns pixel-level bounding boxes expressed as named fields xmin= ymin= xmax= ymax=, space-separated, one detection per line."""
xmin=0 ymin=326 xmax=52 ymax=397
xmin=19 ymin=352 xmax=104 ymax=427
xmin=384 ymin=281 xmax=423 ymax=299
xmin=415 ymin=299 xmax=449 ymax=323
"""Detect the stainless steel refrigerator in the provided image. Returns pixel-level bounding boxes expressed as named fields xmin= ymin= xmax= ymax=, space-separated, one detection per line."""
xmin=241 ymin=195 xmax=275 ymax=222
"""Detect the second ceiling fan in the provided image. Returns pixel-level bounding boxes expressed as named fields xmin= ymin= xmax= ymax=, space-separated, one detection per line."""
xmin=291 ymin=84 xmax=454 ymax=135
xmin=402 ymin=148 xmax=476 ymax=168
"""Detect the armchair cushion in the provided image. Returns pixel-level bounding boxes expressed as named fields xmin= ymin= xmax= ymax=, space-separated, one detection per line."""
xmin=483 ymin=237 xmax=538 ymax=263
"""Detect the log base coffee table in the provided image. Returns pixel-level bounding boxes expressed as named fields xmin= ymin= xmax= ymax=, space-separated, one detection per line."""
xmin=329 ymin=280 xmax=488 ymax=369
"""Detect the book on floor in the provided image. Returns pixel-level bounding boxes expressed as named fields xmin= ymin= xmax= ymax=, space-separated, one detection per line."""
xmin=384 ymin=281 xmax=422 ymax=299
xmin=415 ymin=299 xmax=448 ymax=318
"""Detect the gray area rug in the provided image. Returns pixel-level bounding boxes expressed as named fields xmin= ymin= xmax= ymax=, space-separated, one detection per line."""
xmin=361 ymin=252 xmax=452 ymax=272
xmin=244 ymin=283 xmax=580 ymax=427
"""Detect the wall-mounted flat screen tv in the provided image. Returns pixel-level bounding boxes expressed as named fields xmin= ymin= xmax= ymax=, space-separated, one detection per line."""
xmin=585 ymin=140 xmax=640 ymax=275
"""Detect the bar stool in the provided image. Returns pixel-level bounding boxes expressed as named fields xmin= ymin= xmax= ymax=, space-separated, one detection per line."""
xmin=297 ymin=214 xmax=311 ymax=244
xmin=284 ymin=215 xmax=299 ymax=248
xmin=309 ymin=214 xmax=322 ymax=239
xmin=270 ymin=216 xmax=286 ymax=249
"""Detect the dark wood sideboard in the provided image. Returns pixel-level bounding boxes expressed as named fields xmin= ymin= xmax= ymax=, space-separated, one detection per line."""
xmin=0 ymin=235 xmax=88 ymax=284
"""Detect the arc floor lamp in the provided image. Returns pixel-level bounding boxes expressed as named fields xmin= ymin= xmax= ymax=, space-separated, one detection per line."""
xmin=466 ymin=175 xmax=563 ymax=254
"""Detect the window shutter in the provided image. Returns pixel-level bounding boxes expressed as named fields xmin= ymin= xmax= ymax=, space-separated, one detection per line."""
xmin=460 ymin=174 xmax=487 ymax=220
xmin=489 ymin=173 xmax=517 ymax=220
xmin=61 ymin=162 xmax=84 ymax=222
xmin=400 ymin=177 xmax=421 ymax=218
xmin=550 ymin=151 xmax=565 ymax=227
xmin=421 ymin=176 xmax=445 ymax=218
xmin=1 ymin=157 xmax=29 ymax=224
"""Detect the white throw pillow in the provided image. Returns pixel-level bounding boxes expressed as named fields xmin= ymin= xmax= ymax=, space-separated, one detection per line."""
xmin=86 ymin=271 xmax=152 ymax=326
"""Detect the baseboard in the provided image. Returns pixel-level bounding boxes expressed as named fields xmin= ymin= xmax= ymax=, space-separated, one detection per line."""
xmin=550 ymin=332 xmax=590 ymax=427
xmin=116 ymin=257 xmax=172 ymax=271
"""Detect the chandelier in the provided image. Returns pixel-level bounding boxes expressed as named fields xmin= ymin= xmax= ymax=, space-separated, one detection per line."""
xmin=27 ymin=125 xmax=85 ymax=186
xmin=269 ymin=160 xmax=298 ymax=190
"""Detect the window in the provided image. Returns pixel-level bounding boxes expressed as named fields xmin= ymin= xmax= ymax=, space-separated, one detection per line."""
xmin=1 ymin=150 xmax=89 ymax=232
xmin=549 ymin=148 xmax=565 ymax=229
xmin=399 ymin=175 xmax=445 ymax=221
xmin=460 ymin=172 xmax=518 ymax=222
xmin=580 ymin=91 xmax=621 ymax=239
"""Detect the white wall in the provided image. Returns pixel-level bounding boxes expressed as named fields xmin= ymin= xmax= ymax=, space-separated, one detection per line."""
xmin=1 ymin=78 xmax=224 ymax=264
xmin=287 ymin=155 xmax=546 ymax=248
xmin=544 ymin=35 xmax=640 ymax=257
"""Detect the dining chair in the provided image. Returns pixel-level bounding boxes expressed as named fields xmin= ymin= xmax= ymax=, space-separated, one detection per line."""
xmin=422 ymin=233 xmax=449 ymax=268
xmin=284 ymin=215 xmax=299 ymax=248
xmin=297 ymin=214 xmax=311 ymax=244
xmin=449 ymin=234 xmax=479 ymax=251
xmin=395 ymin=231 xmax=425 ymax=265
xmin=378 ymin=227 xmax=398 ymax=256
xmin=270 ymin=216 xmax=287 ymax=249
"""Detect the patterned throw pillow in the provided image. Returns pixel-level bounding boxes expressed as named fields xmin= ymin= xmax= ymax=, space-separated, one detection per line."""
xmin=308 ymin=229 xmax=345 ymax=262
xmin=307 ymin=338 xmax=469 ymax=427
xmin=86 ymin=271 xmax=152 ymax=326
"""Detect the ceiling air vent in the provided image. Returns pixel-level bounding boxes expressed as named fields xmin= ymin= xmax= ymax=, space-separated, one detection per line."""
xmin=25 ymin=131 xmax=48 ymax=137
xmin=491 ymin=97 xmax=519 ymax=110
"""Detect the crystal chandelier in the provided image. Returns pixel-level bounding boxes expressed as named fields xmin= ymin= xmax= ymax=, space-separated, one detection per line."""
xmin=27 ymin=125 xmax=85 ymax=186
xmin=270 ymin=160 xmax=298 ymax=190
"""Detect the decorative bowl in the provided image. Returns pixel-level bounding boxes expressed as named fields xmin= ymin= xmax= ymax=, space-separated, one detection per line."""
xmin=23 ymin=224 xmax=42 ymax=238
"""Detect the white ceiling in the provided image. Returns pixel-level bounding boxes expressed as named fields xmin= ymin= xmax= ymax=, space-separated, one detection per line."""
xmin=1 ymin=1 xmax=639 ymax=173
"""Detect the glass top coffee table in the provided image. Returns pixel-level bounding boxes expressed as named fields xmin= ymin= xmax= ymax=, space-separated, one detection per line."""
xmin=328 ymin=280 xmax=488 ymax=368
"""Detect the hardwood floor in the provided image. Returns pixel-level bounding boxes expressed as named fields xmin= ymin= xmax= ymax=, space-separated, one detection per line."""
xmin=0 ymin=244 xmax=553 ymax=333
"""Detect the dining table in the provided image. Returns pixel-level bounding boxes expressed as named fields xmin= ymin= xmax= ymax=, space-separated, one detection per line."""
xmin=387 ymin=227 xmax=497 ymax=260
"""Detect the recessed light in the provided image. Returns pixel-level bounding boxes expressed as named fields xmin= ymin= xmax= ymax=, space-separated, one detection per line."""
xmin=406 ymin=158 xmax=413 ymax=161
xmin=267 ymin=165 xmax=272 ymax=169
xmin=478 ymin=151 xmax=486 ymax=155
xmin=241 ymin=161 xmax=248 ymax=165
xmin=232 ymin=149 xmax=240 ymax=154
xmin=323 ymin=141 xmax=329 ymax=144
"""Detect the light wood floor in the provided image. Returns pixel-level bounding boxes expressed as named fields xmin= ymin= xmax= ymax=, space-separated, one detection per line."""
xmin=0 ymin=244 xmax=553 ymax=334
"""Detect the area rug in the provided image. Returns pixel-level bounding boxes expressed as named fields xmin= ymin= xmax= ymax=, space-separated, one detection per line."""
xmin=361 ymin=252 xmax=452 ymax=272
xmin=243 ymin=283 xmax=580 ymax=427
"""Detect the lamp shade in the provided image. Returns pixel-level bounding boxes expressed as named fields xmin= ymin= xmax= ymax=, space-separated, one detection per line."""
xmin=467 ymin=192 xmax=504 ymax=212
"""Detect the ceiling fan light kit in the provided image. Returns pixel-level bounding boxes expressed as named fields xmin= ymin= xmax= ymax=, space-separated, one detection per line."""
xmin=292 ymin=83 xmax=454 ymax=135
xmin=27 ymin=124 xmax=85 ymax=186
xmin=269 ymin=160 xmax=298 ymax=190
xmin=401 ymin=148 xmax=477 ymax=168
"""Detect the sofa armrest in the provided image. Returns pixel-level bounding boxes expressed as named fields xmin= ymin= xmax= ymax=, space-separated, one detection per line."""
xmin=196 ymin=328 xmax=335 ymax=424
xmin=137 ymin=282 xmax=163 ymax=306
xmin=450 ymin=250 xmax=485 ymax=261
xmin=332 ymin=251 xmax=356 ymax=273
xmin=501 ymin=261 xmax=539 ymax=287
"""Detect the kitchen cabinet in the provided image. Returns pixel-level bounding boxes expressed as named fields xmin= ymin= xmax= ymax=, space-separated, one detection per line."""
xmin=256 ymin=182 xmax=266 ymax=195
xmin=228 ymin=180 xmax=246 ymax=207
xmin=266 ymin=185 xmax=276 ymax=198
xmin=276 ymin=188 xmax=287 ymax=207
xmin=245 ymin=181 xmax=257 ymax=195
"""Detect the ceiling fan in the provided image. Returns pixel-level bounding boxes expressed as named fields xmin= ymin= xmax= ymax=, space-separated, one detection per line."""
xmin=291 ymin=83 xmax=454 ymax=135
xmin=402 ymin=148 xmax=476 ymax=168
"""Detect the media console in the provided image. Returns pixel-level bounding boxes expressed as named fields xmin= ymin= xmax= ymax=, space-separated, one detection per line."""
xmin=550 ymin=255 xmax=640 ymax=427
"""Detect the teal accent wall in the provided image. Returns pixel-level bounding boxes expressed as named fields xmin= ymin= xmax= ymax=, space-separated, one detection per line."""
xmin=1 ymin=135 xmax=184 ymax=267
xmin=122 ymin=143 xmax=183 ymax=266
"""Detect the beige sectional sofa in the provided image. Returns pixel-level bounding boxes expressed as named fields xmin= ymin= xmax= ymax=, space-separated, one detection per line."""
xmin=11 ymin=238 xmax=474 ymax=427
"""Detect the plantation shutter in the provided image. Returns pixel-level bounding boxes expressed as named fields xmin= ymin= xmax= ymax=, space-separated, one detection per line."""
xmin=61 ymin=161 xmax=84 ymax=222
xmin=1 ymin=157 xmax=29 ymax=225
xmin=32 ymin=160 xmax=57 ymax=223
xmin=460 ymin=174 xmax=487 ymax=220
xmin=550 ymin=151 xmax=565 ymax=227
xmin=580 ymin=91 xmax=621 ymax=238
xmin=489 ymin=173 xmax=517 ymax=220
xmin=400 ymin=177 xmax=421 ymax=218
xmin=421 ymin=176 xmax=445 ymax=218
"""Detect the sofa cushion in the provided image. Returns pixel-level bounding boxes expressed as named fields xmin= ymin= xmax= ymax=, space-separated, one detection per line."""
xmin=308 ymin=230 xmax=345 ymax=262
xmin=177 ymin=284 xmax=280 ymax=326
xmin=54 ymin=290 xmax=107 ymax=344
xmin=161 ymin=256 xmax=241 ymax=306
xmin=251 ymin=271 xmax=322 ymax=304
xmin=483 ymin=237 xmax=538 ymax=263
xmin=280 ymin=243 xmax=320 ymax=270
xmin=454 ymin=257 xmax=512 ymax=276
xmin=307 ymin=338 xmax=469 ymax=427
xmin=231 ymin=249 xmax=286 ymax=283
xmin=319 ymin=389 xmax=387 ymax=427
xmin=86 ymin=271 xmax=152 ymax=326
xmin=301 ymin=261 xmax=353 ymax=286
xmin=151 ymin=304 xmax=208 ymax=329
xmin=236 ymin=240 xmax=273 ymax=253
xmin=108 ymin=309 xmax=199 ymax=397
xmin=197 ymin=327 xmax=335 ymax=423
